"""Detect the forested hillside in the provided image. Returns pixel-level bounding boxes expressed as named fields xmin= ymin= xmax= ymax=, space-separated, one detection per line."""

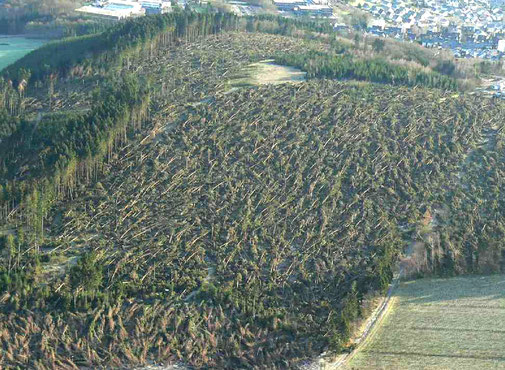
xmin=1 ymin=10 xmax=504 ymax=369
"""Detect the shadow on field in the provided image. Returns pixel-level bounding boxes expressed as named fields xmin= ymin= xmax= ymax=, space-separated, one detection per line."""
xmin=365 ymin=350 xmax=505 ymax=362
xmin=393 ymin=274 xmax=505 ymax=305
xmin=405 ymin=326 xmax=505 ymax=334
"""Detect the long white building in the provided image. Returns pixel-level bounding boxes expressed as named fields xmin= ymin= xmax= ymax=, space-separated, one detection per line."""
xmin=76 ymin=1 xmax=145 ymax=20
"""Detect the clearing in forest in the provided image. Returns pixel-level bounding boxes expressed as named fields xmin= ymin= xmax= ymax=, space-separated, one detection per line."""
xmin=347 ymin=275 xmax=505 ymax=369
xmin=227 ymin=59 xmax=306 ymax=88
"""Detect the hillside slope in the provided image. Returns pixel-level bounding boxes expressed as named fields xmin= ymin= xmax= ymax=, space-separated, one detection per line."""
xmin=1 ymin=13 xmax=505 ymax=369
xmin=3 ymin=79 xmax=505 ymax=367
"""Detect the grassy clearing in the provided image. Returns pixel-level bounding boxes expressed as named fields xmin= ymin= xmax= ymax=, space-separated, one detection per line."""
xmin=227 ymin=59 xmax=306 ymax=88
xmin=347 ymin=275 xmax=505 ymax=369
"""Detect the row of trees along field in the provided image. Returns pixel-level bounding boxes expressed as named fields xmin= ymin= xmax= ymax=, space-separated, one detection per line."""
xmin=3 ymin=11 xmax=242 ymax=82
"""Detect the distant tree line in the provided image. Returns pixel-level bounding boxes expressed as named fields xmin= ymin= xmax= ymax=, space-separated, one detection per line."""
xmin=275 ymin=51 xmax=458 ymax=90
xmin=3 ymin=11 xmax=243 ymax=83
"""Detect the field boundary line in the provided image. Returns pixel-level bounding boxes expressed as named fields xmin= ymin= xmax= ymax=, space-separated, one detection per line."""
xmin=345 ymin=295 xmax=398 ymax=366
xmin=332 ymin=271 xmax=402 ymax=369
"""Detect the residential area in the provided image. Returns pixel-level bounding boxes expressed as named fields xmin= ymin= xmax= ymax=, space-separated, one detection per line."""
xmin=354 ymin=0 xmax=505 ymax=60
xmin=74 ymin=0 xmax=505 ymax=61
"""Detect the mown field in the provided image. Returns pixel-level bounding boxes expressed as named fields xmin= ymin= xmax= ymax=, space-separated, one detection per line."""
xmin=347 ymin=275 xmax=505 ymax=369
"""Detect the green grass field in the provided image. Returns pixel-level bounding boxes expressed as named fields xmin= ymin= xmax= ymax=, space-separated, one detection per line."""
xmin=227 ymin=60 xmax=306 ymax=88
xmin=347 ymin=275 xmax=505 ymax=369
xmin=0 ymin=36 xmax=47 ymax=71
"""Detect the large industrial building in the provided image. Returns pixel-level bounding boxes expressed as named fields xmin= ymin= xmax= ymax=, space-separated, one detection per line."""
xmin=294 ymin=4 xmax=333 ymax=16
xmin=139 ymin=1 xmax=172 ymax=14
xmin=273 ymin=0 xmax=333 ymax=16
xmin=273 ymin=0 xmax=307 ymax=11
xmin=76 ymin=0 xmax=171 ymax=20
